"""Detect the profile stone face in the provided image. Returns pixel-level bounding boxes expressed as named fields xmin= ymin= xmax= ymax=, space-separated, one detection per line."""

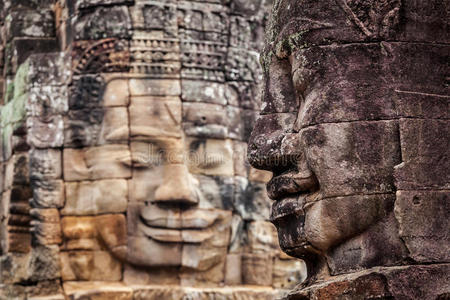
xmin=248 ymin=0 xmax=449 ymax=298
xmin=0 ymin=0 xmax=308 ymax=299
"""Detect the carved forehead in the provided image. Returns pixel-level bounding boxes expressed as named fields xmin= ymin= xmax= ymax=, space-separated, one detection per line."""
xmin=264 ymin=0 xmax=448 ymax=59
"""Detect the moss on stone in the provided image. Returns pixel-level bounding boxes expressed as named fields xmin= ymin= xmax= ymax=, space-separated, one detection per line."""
xmin=13 ymin=60 xmax=30 ymax=99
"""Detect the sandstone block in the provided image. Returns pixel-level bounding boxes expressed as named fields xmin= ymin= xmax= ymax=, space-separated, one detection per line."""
xmin=69 ymin=75 xmax=105 ymax=109
xmin=182 ymin=102 xmax=228 ymax=139
xmin=225 ymin=253 xmax=242 ymax=285
xmin=128 ymin=165 xmax=164 ymax=203
xmin=232 ymin=141 xmax=248 ymax=177
xmin=102 ymin=77 xmax=130 ymax=107
xmin=395 ymin=190 xmax=450 ymax=263
xmin=64 ymin=107 xmax=129 ymax=147
xmin=127 ymin=236 xmax=182 ymax=267
xmin=234 ymin=177 xmax=271 ymax=221
xmin=63 ymin=282 xmax=132 ymax=300
xmin=60 ymin=250 xmax=122 ymax=281
xmin=72 ymin=6 xmax=131 ymax=40
xmin=61 ymin=214 xmax=126 ymax=252
xmin=327 ymin=212 xmax=407 ymax=275
xmin=62 ymin=179 xmax=128 ymax=215
xmin=27 ymin=115 xmax=64 ymax=148
xmin=63 ymin=145 xmax=131 ymax=181
xmin=289 ymin=264 xmax=450 ymax=300
xmin=30 ymin=149 xmax=62 ymax=181
xmin=300 ymin=120 xmax=400 ymax=198
xmin=185 ymin=138 xmax=234 ymax=176
xmin=28 ymin=86 xmax=68 ymax=117
xmin=129 ymin=79 xmax=180 ymax=96
xmin=5 ymin=10 xmax=55 ymax=39
xmin=130 ymin=96 xmax=181 ymax=139
xmin=30 ymin=180 xmax=65 ymax=209
xmin=28 ymin=52 xmax=71 ymax=87
xmin=123 ymin=264 xmax=180 ymax=286
xmin=272 ymin=258 xmax=307 ymax=289
xmin=395 ymin=119 xmax=449 ymax=190
xmin=242 ymin=253 xmax=273 ymax=286
xmin=30 ymin=209 xmax=62 ymax=245
xmin=180 ymin=259 xmax=226 ymax=287
xmin=195 ymin=175 xmax=235 ymax=211
xmin=226 ymin=106 xmax=244 ymax=140
xmin=248 ymin=221 xmax=279 ymax=254
xmin=181 ymin=80 xmax=227 ymax=105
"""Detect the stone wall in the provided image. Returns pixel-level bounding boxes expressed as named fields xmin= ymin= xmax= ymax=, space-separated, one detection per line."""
xmin=0 ymin=0 xmax=306 ymax=299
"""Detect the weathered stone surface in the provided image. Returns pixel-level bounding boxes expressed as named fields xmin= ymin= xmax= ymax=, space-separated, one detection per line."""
xmin=182 ymin=102 xmax=228 ymax=139
xmin=72 ymin=6 xmax=131 ymax=40
xmin=63 ymin=145 xmax=131 ymax=181
xmin=224 ymin=254 xmax=242 ymax=285
xmin=127 ymin=236 xmax=182 ymax=267
xmin=0 ymin=245 xmax=60 ymax=284
xmin=242 ymin=253 xmax=273 ymax=286
xmin=27 ymin=115 xmax=64 ymax=148
xmin=64 ymin=107 xmax=129 ymax=147
xmin=300 ymin=121 xmax=400 ymax=198
xmin=129 ymin=79 xmax=181 ymax=97
xmin=395 ymin=119 xmax=449 ymax=190
xmin=272 ymin=258 xmax=307 ymax=290
xmin=72 ymin=39 xmax=130 ymax=75
xmin=102 ymin=76 xmax=130 ymax=107
xmin=30 ymin=180 xmax=65 ymax=209
xmin=123 ymin=264 xmax=180 ymax=286
xmin=68 ymin=75 xmax=105 ymax=109
xmin=395 ymin=190 xmax=450 ymax=263
xmin=60 ymin=250 xmax=122 ymax=281
xmin=195 ymin=175 xmax=235 ymax=210
xmin=29 ymin=149 xmax=62 ymax=181
xmin=28 ymin=52 xmax=71 ymax=87
xmin=28 ymin=86 xmax=68 ymax=117
xmin=288 ymin=264 xmax=450 ymax=300
xmin=129 ymin=96 xmax=181 ymax=139
xmin=185 ymin=138 xmax=234 ymax=176
xmin=234 ymin=177 xmax=271 ymax=221
xmin=62 ymin=179 xmax=128 ymax=215
xmin=5 ymin=10 xmax=55 ymax=38
xmin=248 ymin=1 xmax=449 ymax=296
xmin=63 ymin=282 xmax=132 ymax=300
xmin=61 ymin=215 xmax=126 ymax=254
xmin=181 ymin=80 xmax=227 ymax=105
xmin=247 ymin=221 xmax=279 ymax=254
xmin=0 ymin=0 xmax=277 ymax=296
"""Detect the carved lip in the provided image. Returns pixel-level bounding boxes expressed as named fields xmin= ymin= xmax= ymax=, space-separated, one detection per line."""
xmin=266 ymin=171 xmax=319 ymax=200
xmin=140 ymin=209 xmax=221 ymax=229
xmin=138 ymin=225 xmax=215 ymax=243
xmin=139 ymin=209 xmax=228 ymax=243
xmin=270 ymin=196 xmax=304 ymax=222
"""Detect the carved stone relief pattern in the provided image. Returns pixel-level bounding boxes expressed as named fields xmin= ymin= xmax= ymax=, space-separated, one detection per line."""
xmin=0 ymin=0 xmax=307 ymax=299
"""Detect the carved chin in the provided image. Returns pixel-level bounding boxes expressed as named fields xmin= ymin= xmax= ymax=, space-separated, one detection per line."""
xmin=271 ymin=193 xmax=395 ymax=259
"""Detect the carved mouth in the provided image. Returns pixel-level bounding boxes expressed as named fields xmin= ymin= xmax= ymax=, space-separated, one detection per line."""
xmin=138 ymin=208 xmax=228 ymax=243
xmin=266 ymin=171 xmax=319 ymax=200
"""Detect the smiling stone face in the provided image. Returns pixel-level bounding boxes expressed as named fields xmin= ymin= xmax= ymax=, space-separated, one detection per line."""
xmin=0 ymin=0 xmax=312 ymax=296
xmin=248 ymin=0 xmax=449 ymax=287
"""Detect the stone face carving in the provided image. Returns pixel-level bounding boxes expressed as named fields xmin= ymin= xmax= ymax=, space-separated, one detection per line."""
xmin=0 ymin=0 xmax=308 ymax=299
xmin=248 ymin=0 xmax=449 ymax=298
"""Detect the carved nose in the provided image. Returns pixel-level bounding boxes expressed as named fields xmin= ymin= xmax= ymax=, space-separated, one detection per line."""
xmin=247 ymin=114 xmax=299 ymax=172
xmin=153 ymin=164 xmax=198 ymax=206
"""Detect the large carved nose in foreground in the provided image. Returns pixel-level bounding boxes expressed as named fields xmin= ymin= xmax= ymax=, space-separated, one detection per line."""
xmin=154 ymin=164 xmax=198 ymax=205
xmin=247 ymin=113 xmax=299 ymax=171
